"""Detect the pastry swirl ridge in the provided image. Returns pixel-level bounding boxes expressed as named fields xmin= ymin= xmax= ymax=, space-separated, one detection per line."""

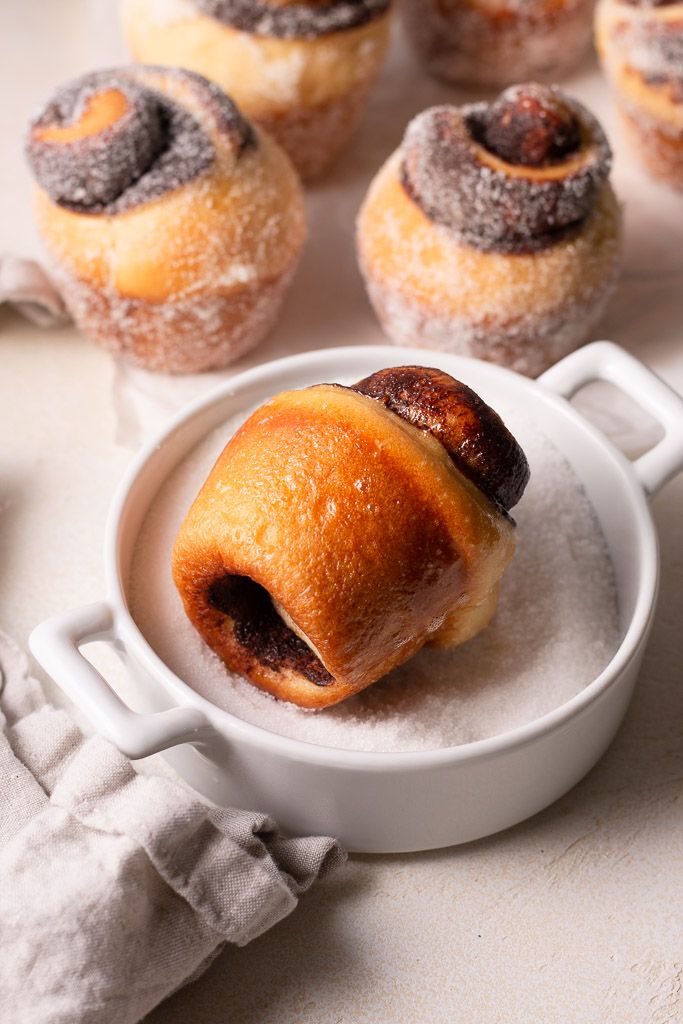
xmin=351 ymin=366 xmax=530 ymax=515
xmin=194 ymin=0 xmax=391 ymax=38
xmin=27 ymin=67 xmax=254 ymax=215
xmin=401 ymin=84 xmax=612 ymax=255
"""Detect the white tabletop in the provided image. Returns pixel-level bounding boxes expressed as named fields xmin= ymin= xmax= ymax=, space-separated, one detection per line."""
xmin=2 ymin=3 xmax=682 ymax=1022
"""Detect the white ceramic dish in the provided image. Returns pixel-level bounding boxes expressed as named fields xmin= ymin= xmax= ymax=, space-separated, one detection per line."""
xmin=30 ymin=342 xmax=683 ymax=853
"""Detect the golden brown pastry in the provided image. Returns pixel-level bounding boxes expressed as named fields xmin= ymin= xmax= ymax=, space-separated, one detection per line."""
xmin=399 ymin=0 xmax=596 ymax=87
xmin=26 ymin=67 xmax=306 ymax=373
xmin=171 ymin=366 xmax=529 ymax=708
xmin=595 ymin=0 xmax=683 ymax=188
xmin=120 ymin=0 xmax=392 ymax=180
xmin=357 ymin=84 xmax=622 ymax=378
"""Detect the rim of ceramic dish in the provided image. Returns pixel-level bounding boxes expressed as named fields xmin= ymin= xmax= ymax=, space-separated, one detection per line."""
xmin=105 ymin=345 xmax=659 ymax=771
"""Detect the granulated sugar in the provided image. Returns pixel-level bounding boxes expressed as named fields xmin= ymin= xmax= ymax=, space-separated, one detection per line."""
xmin=128 ymin=401 xmax=620 ymax=752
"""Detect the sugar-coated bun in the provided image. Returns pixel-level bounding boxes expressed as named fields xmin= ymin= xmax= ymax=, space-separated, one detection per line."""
xmin=171 ymin=366 xmax=528 ymax=708
xmin=399 ymin=0 xmax=596 ymax=87
xmin=120 ymin=0 xmax=391 ymax=180
xmin=26 ymin=66 xmax=306 ymax=373
xmin=595 ymin=0 xmax=683 ymax=188
xmin=357 ymin=85 xmax=622 ymax=378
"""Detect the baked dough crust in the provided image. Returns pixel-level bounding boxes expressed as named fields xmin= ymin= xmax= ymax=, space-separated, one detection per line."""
xmin=172 ymin=382 xmax=518 ymax=707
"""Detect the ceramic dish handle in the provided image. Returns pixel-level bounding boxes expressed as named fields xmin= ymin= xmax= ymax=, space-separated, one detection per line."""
xmin=539 ymin=341 xmax=683 ymax=498
xmin=29 ymin=601 xmax=212 ymax=760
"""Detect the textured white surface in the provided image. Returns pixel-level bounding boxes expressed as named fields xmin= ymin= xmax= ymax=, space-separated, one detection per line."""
xmin=1 ymin=2 xmax=682 ymax=1022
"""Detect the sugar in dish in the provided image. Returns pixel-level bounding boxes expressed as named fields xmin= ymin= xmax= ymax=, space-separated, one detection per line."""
xmin=127 ymin=393 xmax=620 ymax=753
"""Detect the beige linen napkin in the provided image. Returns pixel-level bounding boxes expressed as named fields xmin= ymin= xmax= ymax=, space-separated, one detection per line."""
xmin=0 ymin=631 xmax=346 ymax=1024
xmin=0 ymin=255 xmax=70 ymax=327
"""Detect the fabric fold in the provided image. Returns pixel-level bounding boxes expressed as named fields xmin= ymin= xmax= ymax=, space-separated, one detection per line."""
xmin=0 ymin=254 xmax=70 ymax=328
xmin=0 ymin=630 xmax=346 ymax=1024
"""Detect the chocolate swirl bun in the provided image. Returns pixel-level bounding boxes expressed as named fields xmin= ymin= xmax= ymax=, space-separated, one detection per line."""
xmin=357 ymin=85 xmax=622 ymax=378
xmin=596 ymin=0 xmax=683 ymax=187
xmin=172 ymin=366 xmax=527 ymax=708
xmin=120 ymin=0 xmax=392 ymax=180
xmin=399 ymin=0 xmax=597 ymax=88
xmin=26 ymin=67 xmax=306 ymax=373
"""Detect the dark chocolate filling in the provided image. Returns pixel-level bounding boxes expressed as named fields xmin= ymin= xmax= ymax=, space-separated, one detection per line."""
xmin=27 ymin=67 xmax=255 ymax=216
xmin=348 ymin=367 xmax=530 ymax=515
xmin=471 ymin=90 xmax=581 ymax=168
xmin=209 ymin=575 xmax=335 ymax=686
xmin=193 ymin=0 xmax=390 ymax=39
